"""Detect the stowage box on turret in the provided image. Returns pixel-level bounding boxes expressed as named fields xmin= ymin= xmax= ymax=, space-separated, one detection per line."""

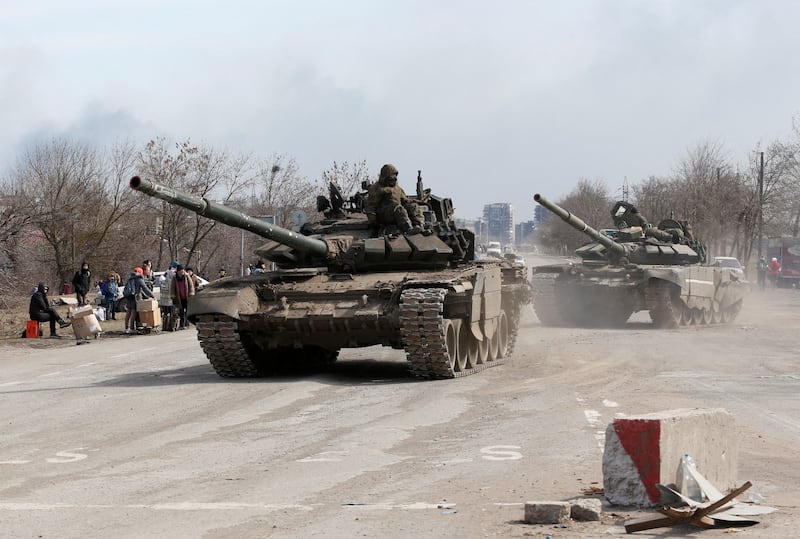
xmin=130 ymin=174 xmax=531 ymax=378
xmin=531 ymin=193 xmax=749 ymax=328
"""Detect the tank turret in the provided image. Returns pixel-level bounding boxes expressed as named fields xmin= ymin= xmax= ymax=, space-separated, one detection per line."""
xmin=131 ymin=175 xmax=475 ymax=273
xmin=533 ymin=193 xmax=705 ymax=265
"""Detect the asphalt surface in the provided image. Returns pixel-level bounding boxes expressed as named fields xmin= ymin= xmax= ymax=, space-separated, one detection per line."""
xmin=1 ymin=256 xmax=798 ymax=538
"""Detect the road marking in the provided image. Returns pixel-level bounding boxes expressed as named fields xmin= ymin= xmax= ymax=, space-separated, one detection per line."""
xmin=46 ymin=449 xmax=88 ymax=463
xmin=583 ymin=409 xmax=601 ymax=427
xmin=480 ymin=445 xmax=522 ymax=460
xmin=0 ymin=381 xmax=24 ymax=387
xmin=0 ymin=502 xmax=315 ymax=511
xmin=40 ymin=371 xmax=64 ymax=378
xmin=602 ymin=399 xmax=619 ymax=407
xmin=297 ymin=451 xmax=347 ymax=462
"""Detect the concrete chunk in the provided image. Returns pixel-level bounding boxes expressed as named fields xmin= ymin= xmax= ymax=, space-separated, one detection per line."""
xmin=523 ymin=501 xmax=570 ymax=524
xmin=602 ymin=408 xmax=738 ymax=507
xmin=570 ymin=498 xmax=602 ymax=521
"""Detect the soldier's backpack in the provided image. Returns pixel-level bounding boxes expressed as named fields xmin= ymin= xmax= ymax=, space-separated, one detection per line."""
xmin=122 ymin=277 xmax=136 ymax=299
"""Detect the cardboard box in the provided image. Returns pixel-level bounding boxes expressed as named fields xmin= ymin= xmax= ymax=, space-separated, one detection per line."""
xmin=137 ymin=299 xmax=158 ymax=312
xmin=72 ymin=313 xmax=102 ymax=339
xmin=72 ymin=304 xmax=94 ymax=319
xmin=139 ymin=309 xmax=162 ymax=329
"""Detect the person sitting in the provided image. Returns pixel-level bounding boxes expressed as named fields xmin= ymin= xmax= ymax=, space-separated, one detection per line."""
xmin=365 ymin=164 xmax=426 ymax=234
xmin=29 ymin=282 xmax=71 ymax=338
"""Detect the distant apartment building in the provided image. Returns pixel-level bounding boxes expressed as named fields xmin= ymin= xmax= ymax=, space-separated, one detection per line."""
xmin=482 ymin=203 xmax=515 ymax=247
xmin=516 ymin=220 xmax=536 ymax=247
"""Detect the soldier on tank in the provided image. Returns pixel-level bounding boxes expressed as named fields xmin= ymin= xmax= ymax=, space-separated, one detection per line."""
xmin=366 ymin=164 xmax=425 ymax=234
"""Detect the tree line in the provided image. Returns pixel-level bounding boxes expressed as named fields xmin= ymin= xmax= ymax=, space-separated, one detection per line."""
xmin=0 ymin=137 xmax=370 ymax=300
xmin=535 ymin=124 xmax=800 ymax=268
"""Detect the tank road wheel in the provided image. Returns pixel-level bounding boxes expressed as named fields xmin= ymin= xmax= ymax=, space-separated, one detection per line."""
xmin=442 ymin=319 xmax=458 ymax=371
xmin=701 ymin=308 xmax=713 ymax=325
xmin=721 ymin=300 xmax=743 ymax=323
xmin=487 ymin=325 xmax=500 ymax=361
xmin=476 ymin=333 xmax=489 ymax=365
xmin=690 ymin=308 xmax=704 ymax=325
xmin=711 ymin=308 xmax=722 ymax=324
xmin=495 ymin=310 xmax=510 ymax=359
xmin=195 ymin=314 xmax=260 ymax=377
xmin=680 ymin=306 xmax=692 ymax=326
xmin=648 ymin=282 xmax=683 ymax=329
xmin=454 ymin=320 xmax=469 ymax=372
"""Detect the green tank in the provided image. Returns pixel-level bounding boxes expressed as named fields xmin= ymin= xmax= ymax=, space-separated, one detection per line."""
xmin=130 ymin=174 xmax=531 ymax=378
xmin=532 ymin=193 xmax=749 ymax=328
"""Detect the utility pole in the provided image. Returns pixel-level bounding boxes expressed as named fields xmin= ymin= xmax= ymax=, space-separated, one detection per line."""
xmin=757 ymin=151 xmax=764 ymax=260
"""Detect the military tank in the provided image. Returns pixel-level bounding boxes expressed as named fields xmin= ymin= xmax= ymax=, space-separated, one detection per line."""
xmin=531 ymin=193 xmax=748 ymax=328
xmin=130 ymin=174 xmax=530 ymax=379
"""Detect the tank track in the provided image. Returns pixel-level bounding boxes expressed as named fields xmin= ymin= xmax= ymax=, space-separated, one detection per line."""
xmin=195 ymin=314 xmax=260 ymax=377
xmin=399 ymin=288 xmax=504 ymax=379
xmin=531 ymin=273 xmax=565 ymax=326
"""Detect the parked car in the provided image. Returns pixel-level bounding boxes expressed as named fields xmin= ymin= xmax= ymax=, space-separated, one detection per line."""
xmin=712 ymin=256 xmax=745 ymax=278
xmin=503 ymin=252 xmax=526 ymax=267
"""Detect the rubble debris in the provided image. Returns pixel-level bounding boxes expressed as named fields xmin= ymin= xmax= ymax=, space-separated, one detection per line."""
xmin=524 ymin=501 xmax=570 ymax=524
xmin=570 ymin=498 xmax=602 ymax=521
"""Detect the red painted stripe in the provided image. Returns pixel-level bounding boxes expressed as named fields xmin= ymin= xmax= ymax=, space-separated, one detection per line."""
xmin=613 ymin=419 xmax=661 ymax=503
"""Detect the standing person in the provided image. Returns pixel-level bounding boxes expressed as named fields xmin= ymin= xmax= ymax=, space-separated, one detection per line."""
xmin=170 ymin=265 xmax=195 ymax=329
xmin=29 ymin=283 xmax=71 ymax=338
xmin=101 ymin=274 xmax=119 ymax=320
xmin=159 ymin=261 xmax=179 ymax=330
xmin=142 ymin=259 xmax=154 ymax=288
xmin=72 ymin=262 xmax=91 ymax=306
xmin=123 ymin=267 xmax=154 ymax=334
xmin=768 ymin=257 xmax=781 ymax=287
xmin=365 ymin=164 xmax=426 ymax=234
xmin=185 ymin=266 xmax=201 ymax=291
xmin=756 ymin=256 xmax=768 ymax=290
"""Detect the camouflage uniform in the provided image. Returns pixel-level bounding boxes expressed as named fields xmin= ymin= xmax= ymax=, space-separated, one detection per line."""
xmin=365 ymin=164 xmax=424 ymax=232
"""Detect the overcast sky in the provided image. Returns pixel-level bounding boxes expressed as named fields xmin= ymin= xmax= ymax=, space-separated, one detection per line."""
xmin=2 ymin=0 xmax=799 ymax=219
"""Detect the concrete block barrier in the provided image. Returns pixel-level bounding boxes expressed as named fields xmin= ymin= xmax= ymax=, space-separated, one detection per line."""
xmin=523 ymin=501 xmax=570 ymax=524
xmin=602 ymin=408 xmax=738 ymax=507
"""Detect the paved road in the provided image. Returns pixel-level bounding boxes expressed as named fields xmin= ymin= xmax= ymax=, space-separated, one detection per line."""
xmin=1 ymin=262 xmax=798 ymax=538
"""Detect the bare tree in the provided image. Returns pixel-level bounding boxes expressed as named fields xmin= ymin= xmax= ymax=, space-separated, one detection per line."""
xmin=251 ymin=154 xmax=318 ymax=228
xmin=319 ymin=160 xmax=371 ymax=197
xmin=134 ymin=138 xmax=253 ymax=271
xmin=8 ymin=138 xmax=142 ymax=286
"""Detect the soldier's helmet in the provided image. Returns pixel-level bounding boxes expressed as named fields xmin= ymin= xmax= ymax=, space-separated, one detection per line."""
xmin=379 ymin=164 xmax=399 ymax=185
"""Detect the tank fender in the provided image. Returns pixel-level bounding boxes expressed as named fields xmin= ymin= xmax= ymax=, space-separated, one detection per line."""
xmin=469 ymin=266 xmax=502 ymax=341
xmin=644 ymin=267 xmax=717 ymax=310
xmin=187 ymin=285 xmax=259 ymax=321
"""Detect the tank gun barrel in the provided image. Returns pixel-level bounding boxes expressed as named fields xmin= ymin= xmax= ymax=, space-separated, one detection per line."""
xmin=533 ymin=193 xmax=625 ymax=254
xmin=130 ymin=176 xmax=329 ymax=258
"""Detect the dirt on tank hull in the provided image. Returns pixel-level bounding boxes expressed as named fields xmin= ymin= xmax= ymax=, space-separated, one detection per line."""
xmin=531 ymin=194 xmax=749 ymax=328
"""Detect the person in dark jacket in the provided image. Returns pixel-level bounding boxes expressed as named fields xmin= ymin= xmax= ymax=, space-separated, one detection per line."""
xmin=170 ymin=265 xmax=195 ymax=329
xmin=123 ymin=267 xmax=155 ymax=334
xmin=72 ymin=262 xmax=91 ymax=306
xmin=29 ymin=282 xmax=71 ymax=338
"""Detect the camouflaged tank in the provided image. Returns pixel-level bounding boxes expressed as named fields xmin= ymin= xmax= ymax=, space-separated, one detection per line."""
xmin=130 ymin=174 xmax=531 ymax=378
xmin=531 ymin=193 xmax=749 ymax=328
